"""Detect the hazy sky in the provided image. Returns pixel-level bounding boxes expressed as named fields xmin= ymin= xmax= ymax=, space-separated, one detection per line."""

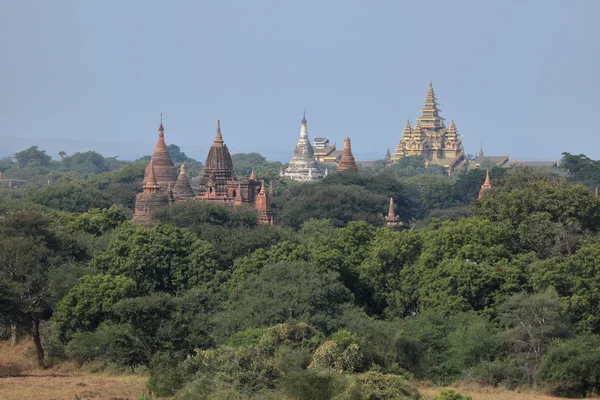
xmin=2 ymin=0 xmax=599 ymax=161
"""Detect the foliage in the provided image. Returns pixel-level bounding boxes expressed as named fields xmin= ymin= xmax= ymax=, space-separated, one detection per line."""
xmin=433 ymin=390 xmax=472 ymax=400
xmin=91 ymin=223 xmax=221 ymax=294
xmin=14 ymin=146 xmax=53 ymax=169
xmin=536 ymin=334 xmax=600 ymax=397
xmin=68 ymin=206 xmax=127 ymax=235
xmin=52 ymin=274 xmax=134 ymax=341
xmin=220 ymin=261 xmax=354 ymax=335
xmin=26 ymin=179 xmax=111 ymax=212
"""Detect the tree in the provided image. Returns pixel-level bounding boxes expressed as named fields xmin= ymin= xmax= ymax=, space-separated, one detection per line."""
xmin=274 ymin=184 xmax=388 ymax=228
xmin=499 ymin=288 xmax=570 ymax=366
xmin=62 ymin=151 xmax=108 ymax=176
xmin=58 ymin=151 xmax=67 ymax=172
xmin=91 ymin=223 xmax=221 ymax=294
xmin=26 ymin=179 xmax=111 ymax=212
xmin=52 ymin=274 xmax=134 ymax=341
xmin=0 ymin=212 xmax=59 ymax=367
xmin=221 ymin=261 xmax=354 ymax=334
xmin=14 ymin=146 xmax=53 ymax=169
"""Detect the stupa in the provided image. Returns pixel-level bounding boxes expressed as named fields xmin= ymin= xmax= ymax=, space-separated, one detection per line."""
xmin=281 ymin=112 xmax=324 ymax=182
xmin=337 ymin=136 xmax=358 ymax=173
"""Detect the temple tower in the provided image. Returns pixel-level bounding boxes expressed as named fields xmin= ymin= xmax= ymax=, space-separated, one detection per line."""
xmin=148 ymin=122 xmax=178 ymax=192
xmin=337 ymin=136 xmax=358 ymax=173
xmin=392 ymin=82 xmax=466 ymax=173
xmin=281 ymin=112 xmax=324 ymax=182
xmin=384 ymin=148 xmax=392 ymax=164
xmin=478 ymin=170 xmax=492 ymax=199
xmin=196 ymin=121 xmax=260 ymax=204
xmin=385 ymin=197 xmax=402 ymax=228
xmin=132 ymin=160 xmax=171 ymax=225
xmin=255 ymin=180 xmax=274 ymax=225
xmin=172 ymin=164 xmax=195 ymax=202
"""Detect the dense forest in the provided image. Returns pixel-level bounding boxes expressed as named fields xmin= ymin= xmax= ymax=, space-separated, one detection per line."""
xmin=2 ymin=146 xmax=600 ymax=399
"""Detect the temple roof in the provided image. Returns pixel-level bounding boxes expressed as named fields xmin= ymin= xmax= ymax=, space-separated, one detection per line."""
xmin=416 ymin=81 xmax=445 ymax=129
xmin=148 ymin=122 xmax=178 ymax=191
xmin=204 ymin=120 xmax=234 ymax=172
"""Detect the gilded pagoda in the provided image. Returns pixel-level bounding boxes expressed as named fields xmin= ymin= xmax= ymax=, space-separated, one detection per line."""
xmin=392 ymin=82 xmax=466 ymax=173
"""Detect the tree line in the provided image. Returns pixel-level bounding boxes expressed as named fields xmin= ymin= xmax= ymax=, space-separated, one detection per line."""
xmin=1 ymin=149 xmax=600 ymax=398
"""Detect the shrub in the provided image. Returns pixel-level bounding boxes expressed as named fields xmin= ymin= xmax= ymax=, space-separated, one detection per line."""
xmin=147 ymin=352 xmax=187 ymax=397
xmin=433 ymin=389 xmax=472 ymax=400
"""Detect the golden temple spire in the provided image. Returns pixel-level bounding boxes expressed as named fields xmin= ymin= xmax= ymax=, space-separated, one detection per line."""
xmin=249 ymin=167 xmax=257 ymax=181
xmin=416 ymin=81 xmax=445 ymax=129
xmin=404 ymin=120 xmax=412 ymax=134
xmin=214 ymin=120 xmax=224 ymax=143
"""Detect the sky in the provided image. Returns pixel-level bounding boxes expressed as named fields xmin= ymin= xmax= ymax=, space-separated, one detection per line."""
xmin=1 ymin=0 xmax=599 ymax=162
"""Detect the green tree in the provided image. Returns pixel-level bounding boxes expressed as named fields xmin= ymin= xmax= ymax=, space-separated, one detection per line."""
xmin=52 ymin=274 xmax=134 ymax=341
xmin=91 ymin=223 xmax=221 ymax=294
xmin=14 ymin=146 xmax=53 ymax=168
xmin=62 ymin=151 xmax=108 ymax=176
xmin=221 ymin=261 xmax=354 ymax=335
xmin=499 ymin=288 xmax=570 ymax=366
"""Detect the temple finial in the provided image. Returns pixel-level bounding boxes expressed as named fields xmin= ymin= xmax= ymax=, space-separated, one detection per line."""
xmin=214 ymin=120 xmax=224 ymax=143
xmin=249 ymin=167 xmax=257 ymax=180
xmin=301 ymin=109 xmax=307 ymax=124
xmin=159 ymin=112 xmax=164 ymax=132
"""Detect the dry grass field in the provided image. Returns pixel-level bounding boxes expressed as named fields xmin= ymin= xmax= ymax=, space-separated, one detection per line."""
xmin=419 ymin=384 xmax=600 ymax=400
xmin=0 ymin=340 xmax=148 ymax=400
xmin=2 ymin=339 xmax=600 ymax=400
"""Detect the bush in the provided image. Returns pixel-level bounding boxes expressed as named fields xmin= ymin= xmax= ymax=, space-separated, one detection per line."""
xmin=433 ymin=389 xmax=472 ymax=400
xmin=536 ymin=335 xmax=600 ymax=397
xmin=341 ymin=371 xmax=421 ymax=400
xmin=147 ymin=352 xmax=187 ymax=397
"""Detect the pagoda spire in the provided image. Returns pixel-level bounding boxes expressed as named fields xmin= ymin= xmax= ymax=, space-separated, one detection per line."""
xmin=416 ymin=81 xmax=445 ymax=129
xmin=403 ymin=120 xmax=412 ymax=137
xmin=255 ymin=180 xmax=274 ymax=224
xmin=143 ymin=160 xmax=160 ymax=193
xmin=385 ymin=198 xmax=402 ymax=227
xmin=249 ymin=167 xmax=257 ymax=181
xmin=337 ymin=136 xmax=358 ymax=173
xmin=172 ymin=164 xmax=194 ymax=201
xmin=478 ymin=170 xmax=492 ymax=199
xmin=384 ymin=148 xmax=392 ymax=163
xmin=214 ymin=120 xmax=224 ymax=143
xmin=300 ymin=111 xmax=308 ymax=138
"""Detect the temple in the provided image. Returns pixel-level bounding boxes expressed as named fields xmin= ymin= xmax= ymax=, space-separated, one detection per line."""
xmin=478 ymin=170 xmax=492 ymax=199
xmin=384 ymin=149 xmax=392 ymax=164
xmin=133 ymin=121 xmax=272 ymax=225
xmin=195 ymin=121 xmax=262 ymax=204
xmin=281 ymin=112 xmax=324 ymax=182
xmin=337 ymin=136 xmax=358 ymax=173
xmin=392 ymin=82 xmax=466 ymax=173
xmin=385 ymin=198 xmax=402 ymax=228
xmin=255 ymin=180 xmax=274 ymax=224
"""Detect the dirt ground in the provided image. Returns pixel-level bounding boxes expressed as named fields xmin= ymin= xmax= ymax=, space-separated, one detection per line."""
xmin=0 ymin=340 xmax=148 ymax=400
xmin=2 ymin=339 xmax=600 ymax=400
xmin=420 ymin=384 xmax=600 ymax=400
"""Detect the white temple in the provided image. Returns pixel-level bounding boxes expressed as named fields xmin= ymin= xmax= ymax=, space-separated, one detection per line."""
xmin=281 ymin=112 xmax=324 ymax=182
